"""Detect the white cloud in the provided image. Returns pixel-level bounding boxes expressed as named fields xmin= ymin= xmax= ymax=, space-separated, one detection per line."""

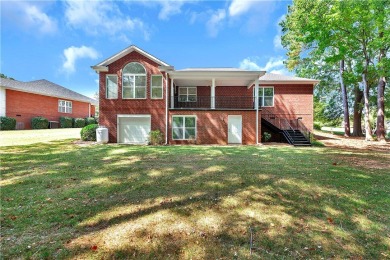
xmin=64 ymin=1 xmax=150 ymax=40
xmin=206 ymin=9 xmax=226 ymax=37
xmin=273 ymin=15 xmax=285 ymax=50
xmin=239 ymin=56 xmax=293 ymax=75
xmin=62 ymin=46 xmax=99 ymax=73
xmin=1 ymin=1 xmax=57 ymax=34
xmin=158 ymin=1 xmax=185 ymax=20
xmin=229 ymin=0 xmax=256 ymax=17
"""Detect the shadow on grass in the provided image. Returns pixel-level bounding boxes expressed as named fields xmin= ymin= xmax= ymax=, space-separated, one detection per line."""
xmin=1 ymin=142 xmax=389 ymax=259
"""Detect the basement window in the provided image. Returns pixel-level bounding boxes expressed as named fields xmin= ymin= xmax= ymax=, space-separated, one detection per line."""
xmin=172 ymin=115 xmax=196 ymax=140
xmin=58 ymin=100 xmax=72 ymax=113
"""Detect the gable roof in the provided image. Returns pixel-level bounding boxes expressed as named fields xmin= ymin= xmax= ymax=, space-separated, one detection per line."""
xmin=259 ymin=73 xmax=319 ymax=85
xmin=92 ymin=45 xmax=170 ymax=72
xmin=0 ymin=78 xmax=97 ymax=105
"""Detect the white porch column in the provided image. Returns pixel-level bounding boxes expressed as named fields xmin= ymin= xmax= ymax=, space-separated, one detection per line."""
xmin=255 ymin=79 xmax=259 ymax=144
xmin=170 ymin=79 xmax=174 ymax=109
xmin=211 ymin=78 xmax=216 ymax=109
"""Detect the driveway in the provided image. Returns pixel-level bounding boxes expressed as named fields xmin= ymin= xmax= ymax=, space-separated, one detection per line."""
xmin=0 ymin=128 xmax=81 ymax=146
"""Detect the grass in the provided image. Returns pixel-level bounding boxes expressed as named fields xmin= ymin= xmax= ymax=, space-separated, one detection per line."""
xmin=1 ymin=141 xmax=389 ymax=259
xmin=0 ymin=128 xmax=81 ymax=147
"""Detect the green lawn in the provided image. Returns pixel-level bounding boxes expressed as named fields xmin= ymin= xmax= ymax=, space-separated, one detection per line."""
xmin=0 ymin=128 xmax=81 ymax=146
xmin=1 ymin=141 xmax=389 ymax=259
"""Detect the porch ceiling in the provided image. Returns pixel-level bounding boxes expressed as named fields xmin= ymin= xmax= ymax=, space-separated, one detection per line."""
xmin=168 ymin=69 xmax=265 ymax=87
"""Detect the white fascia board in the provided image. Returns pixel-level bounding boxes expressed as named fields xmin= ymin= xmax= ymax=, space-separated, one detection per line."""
xmin=91 ymin=66 xmax=109 ymax=73
xmin=168 ymin=71 xmax=265 ymax=79
xmin=95 ymin=46 xmax=170 ymax=67
xmin=259 ymin=80 xmax=320 ymax=85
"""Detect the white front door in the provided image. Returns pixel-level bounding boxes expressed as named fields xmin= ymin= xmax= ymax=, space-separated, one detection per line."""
xmin=118 ymin=115 xmax=151 ymax=144
xmin=228 ymin=115 xmax=242 ymax=144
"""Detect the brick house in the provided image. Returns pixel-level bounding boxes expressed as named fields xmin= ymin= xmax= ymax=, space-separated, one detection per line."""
xmin=0 ymin=78 xmax=97 ymax=129
xmin=92 ymin=45 xmax=318 ymax=145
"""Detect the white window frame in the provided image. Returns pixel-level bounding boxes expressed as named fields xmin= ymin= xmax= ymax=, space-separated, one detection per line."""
xmin=255 ymin=86 xmax=274 ymax=107
xmin=178 ymin=87 xmax=197 ymax=102
xmin=172 ymin=115 xmax=197 ymax=140
xmin=58 ymin=100 xmax=72 ymax=113
xmin=106 ymin=74 xmax=118 ymax=99
xmin=122 ymin=62 xmax=147 ymax=99
xmin=151 ymin=75 xmax=163 ymax=99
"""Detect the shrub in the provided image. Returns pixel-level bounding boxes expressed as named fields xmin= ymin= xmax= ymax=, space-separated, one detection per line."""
xmin=73 ymin=118 xmax=85 ymax=128
xmin=31 ymin=116 xmax=49 ymax=129
xmin=85 ymin=117 xmax=97 ymax=126
xmin=314 ymin=121 xmax=322 ymax=130
xmin=0 ymin=116 xmax=16 ymax=130
xmin=60 ymin=116 xmax=73 ymax=128
xmin=148 ymin=130 xmax=164 ymax=145
xmin=80 ymin=124 xmax=98 ymax=141
xmin=263 ymin=132 xmax=272 ymax=142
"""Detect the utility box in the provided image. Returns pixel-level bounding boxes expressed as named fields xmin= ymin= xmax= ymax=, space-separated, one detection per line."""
xmin=96 ymin=126 xmax=108 ymax=143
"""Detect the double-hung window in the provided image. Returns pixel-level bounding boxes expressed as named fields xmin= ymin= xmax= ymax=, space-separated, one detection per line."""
xmin=178 ymin=87 xmax=197 ymax=102
xmin=151 ymin=75 xmax=163 ymax=99
xmin=122 ymin=62 xmax=146 ymax=99
xmin=172 ymin=116 xmax=196 ymax=140
xmin=257 ymin=87 xmax=274 ymax=107
xmin=58 ymin=100 xmax=72 ymax=113
xmin=106 ymin=75 xmax=118 ymax=99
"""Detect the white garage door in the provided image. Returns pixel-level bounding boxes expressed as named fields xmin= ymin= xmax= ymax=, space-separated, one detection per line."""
xmin=118 ymin=115 xmax=151 ymax=144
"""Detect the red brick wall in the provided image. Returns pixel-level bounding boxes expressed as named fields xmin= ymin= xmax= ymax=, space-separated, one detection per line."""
xmin=259 ymin=84 xmax=314 ymax=131
xmin=6 ymin=89 xmax=93 ymax=129
xmin=98 ymin=51 xmax=167 ymax=143
xmin=168 ymin=110 xmax=261 ymax=145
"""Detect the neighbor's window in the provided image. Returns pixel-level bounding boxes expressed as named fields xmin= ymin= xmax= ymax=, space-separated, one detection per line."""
xmin=257 ymin=87 xmax=274 ymax=107
xmin=178 ymin=87 xmax=197 ymax=102
xmin=122 ymin=62 xmax=146 ymax=99
xmin=106 ymin=75 xmax=118 ymax=99
xmin=172 ymin=116 xmax=196 ymax=140
xmin=58 ymin=100 xmax=72 ymax=113
xmin=151 ymin=75 xmax=163 ymax=99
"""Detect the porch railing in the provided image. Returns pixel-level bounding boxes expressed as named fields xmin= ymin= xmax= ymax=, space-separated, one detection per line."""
xmin=171 ymin=96 xmax=255 ymax=109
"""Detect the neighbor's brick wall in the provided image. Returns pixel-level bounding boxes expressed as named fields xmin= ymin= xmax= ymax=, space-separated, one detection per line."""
xmin=260 ymin=84 xmax=314 ymax=131
xmin=6 ymin=89 xmax=93 ymax=129
xmin=168 ymin=110 xmax=261 ymax=145
xmin=98 ymin=51 xmax=167 ymax=143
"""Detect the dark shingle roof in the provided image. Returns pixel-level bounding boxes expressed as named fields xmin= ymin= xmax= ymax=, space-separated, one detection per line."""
xmin=0 ymin=78 xmax=97 ymax=105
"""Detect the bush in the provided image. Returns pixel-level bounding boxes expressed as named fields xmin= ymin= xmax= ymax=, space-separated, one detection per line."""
xmin=314 ymin=121 xmax=322 ymax=130
xmin=73 ymin=118 xmax=85 ymax=128
xmin=31 ymin=116 xmax=49 ymax=129
xmin=0 ymin=116 xmax=16 ymax=130
xmin=148 ymin=130 xmax=164 ymax=145
xmin=60 ymin=116 xmax=73 ymax=128
xmin=80 ymin=124 xmax=98 ymax=141
xmin=85 ymin=117 xmax=97 ymax=126
xmin=263 ymin=132 xmax=272 ymax=142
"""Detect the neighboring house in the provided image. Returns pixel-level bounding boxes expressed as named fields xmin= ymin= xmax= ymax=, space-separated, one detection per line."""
xmin=92 ymin=45 xmax=318 ymax=145
xmin=0 ymin=78 xmax=97 ymax=129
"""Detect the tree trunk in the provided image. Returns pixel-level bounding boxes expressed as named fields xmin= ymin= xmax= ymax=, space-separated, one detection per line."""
xmin=376 ymin=76 xmax=386 ymax=141
xmin=352 ymin=85 xmax=364 ymax=136
xmin=339 ymin=60 xmax=350 ymax=137
xmin=362 ymin=68 xmax=373 ymax=141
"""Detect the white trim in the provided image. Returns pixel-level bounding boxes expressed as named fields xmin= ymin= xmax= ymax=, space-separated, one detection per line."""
xmin=93 ymin=45 xmax=170 ymax=72
xmin=151 ymin=74 xmax=163 ymax=99
xmin=255 ymin=79 xmax=259 ymax=144
xmin=165 ymin=73 xmax=169 ymax=145
xmin=172 ymin=115 xmax=197 ymax=140
xmin=211 ymin=78 xmax=215 ymax=109
xmin=170 ymin=80 xmax=174 ymax=109
xmin=105 ymin=74 xmax=118 ymax=99
xmin=259 ymin=80 xmax=319 ymax=85
xmin=0 ymin=87 xmax=6 ymax=117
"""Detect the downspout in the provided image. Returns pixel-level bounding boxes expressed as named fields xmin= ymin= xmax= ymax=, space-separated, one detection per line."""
xmin=165 ymin=73 xmax=169 ymax=145
xmin=255 ymin=79 xmax=259 ymax=144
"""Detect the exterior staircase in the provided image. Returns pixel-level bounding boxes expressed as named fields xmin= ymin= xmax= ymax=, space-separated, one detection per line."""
xmin=261 ymin=108 xmax=311 ymax=146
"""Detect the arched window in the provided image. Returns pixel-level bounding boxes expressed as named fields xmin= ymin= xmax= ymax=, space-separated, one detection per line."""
xmin=122 ymin=62 xmax=146 ymax=99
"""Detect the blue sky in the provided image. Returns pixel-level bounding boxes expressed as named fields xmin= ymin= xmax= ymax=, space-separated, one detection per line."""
xmin=1 ymin=0 xmax=292 ymax=98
